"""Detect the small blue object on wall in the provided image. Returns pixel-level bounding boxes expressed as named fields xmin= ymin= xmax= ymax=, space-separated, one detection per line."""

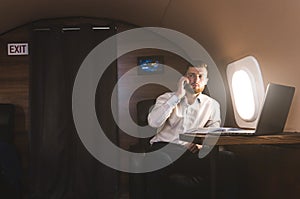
xmin=137 ymin=56 xmax=164 ymax=75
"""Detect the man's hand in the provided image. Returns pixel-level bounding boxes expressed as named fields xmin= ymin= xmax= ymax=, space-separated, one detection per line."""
xmin=187 ymin=143 xmax=202 ymax=153
xmin=175 ymin=76 xmax=189 ymax=99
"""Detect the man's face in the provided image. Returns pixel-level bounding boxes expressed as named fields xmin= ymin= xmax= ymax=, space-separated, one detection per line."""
xmin=185 ymin=67 xmax=208 ymax=94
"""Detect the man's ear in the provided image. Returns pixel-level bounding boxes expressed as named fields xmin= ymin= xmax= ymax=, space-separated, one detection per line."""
xmin=204 ymin=77 xmax=209 ymax=85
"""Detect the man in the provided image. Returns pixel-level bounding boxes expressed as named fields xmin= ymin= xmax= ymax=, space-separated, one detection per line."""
xmin=145 ymin=63 xmax=237 ymax=199
xmin=148 ymin=63 xmax=220 ymax=152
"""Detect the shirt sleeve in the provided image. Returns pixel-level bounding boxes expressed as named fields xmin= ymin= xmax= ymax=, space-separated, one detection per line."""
xmin=148 ymin=93 xmax=180 ymax=128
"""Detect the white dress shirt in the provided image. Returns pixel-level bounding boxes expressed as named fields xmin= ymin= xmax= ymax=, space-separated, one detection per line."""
xmin=148 ymin=92 xmax=221 ymax=146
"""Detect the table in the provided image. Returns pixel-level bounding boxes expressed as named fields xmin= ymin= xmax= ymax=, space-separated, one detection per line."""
xmin=179 ymin=132 xmax=300 ymax=146
xmin=179 ymin=132 xmax=300 ymax=199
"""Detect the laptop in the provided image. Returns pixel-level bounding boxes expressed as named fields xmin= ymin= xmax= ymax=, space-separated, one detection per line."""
xmin=186 ymin=83 xmax=295 ymax=136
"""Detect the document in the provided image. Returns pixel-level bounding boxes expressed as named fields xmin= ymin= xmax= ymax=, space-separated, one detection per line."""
xmin=184 ymin=127 xmax=242 ymax=134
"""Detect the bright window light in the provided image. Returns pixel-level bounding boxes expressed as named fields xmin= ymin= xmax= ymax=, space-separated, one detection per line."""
xmin=231 ymin=70 xmax=256 ymax=121
xmin=227 ymin=56 xmax=265 ymax=128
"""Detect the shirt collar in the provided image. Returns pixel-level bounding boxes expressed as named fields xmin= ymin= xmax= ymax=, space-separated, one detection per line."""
xmin=196 ymin=93 xmax=202 ymax=103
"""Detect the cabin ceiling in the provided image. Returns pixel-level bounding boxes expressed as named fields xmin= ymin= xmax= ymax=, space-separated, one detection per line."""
xmin=0 ymin=0 xmax=300 ymax=47
xmin=2 ymin=1 xmax=300 ymax=37
xmin=2 ymin=0 xmax=300 ymax=60
xmin=1 ymin=0 xmax=300 ymax=71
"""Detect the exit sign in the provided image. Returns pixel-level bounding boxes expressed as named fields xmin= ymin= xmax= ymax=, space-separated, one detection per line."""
xmin=7 ymin=43 xmax=29 ymax=55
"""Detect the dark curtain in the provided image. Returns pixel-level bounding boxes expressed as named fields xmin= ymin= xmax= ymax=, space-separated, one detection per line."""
xmin=29 ymin=23 xmax=118 ymax=199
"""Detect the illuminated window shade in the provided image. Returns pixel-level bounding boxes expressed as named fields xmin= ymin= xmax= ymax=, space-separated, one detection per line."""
xmin=231 ymin=70 xmax=256 ymax=121
xmin=226 ymin=56 xmax=265 ymax=128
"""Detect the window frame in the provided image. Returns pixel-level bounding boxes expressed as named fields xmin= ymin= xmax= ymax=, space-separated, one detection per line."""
xmin=226 ymin=56 xmax=265 ymax=128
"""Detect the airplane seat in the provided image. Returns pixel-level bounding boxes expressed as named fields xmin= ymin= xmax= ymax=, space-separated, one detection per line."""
xmin=0 ymin=104 xmax=21 ymax=199
xmin=129 ymin=98 xmax=210 ymax=199
xmin=0 ymin=104 xmax=15 ymax=144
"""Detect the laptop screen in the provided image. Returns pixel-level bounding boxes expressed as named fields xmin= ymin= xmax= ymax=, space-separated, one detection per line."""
xmin=255 ymin=83 xmax=295 ymax=135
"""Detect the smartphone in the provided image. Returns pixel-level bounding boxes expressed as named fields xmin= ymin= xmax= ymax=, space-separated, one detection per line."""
xmin=184 ymin=82 xmax=194 ymax=93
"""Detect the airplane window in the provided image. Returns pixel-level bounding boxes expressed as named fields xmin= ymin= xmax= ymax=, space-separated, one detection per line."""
xmin=227 ymin=56 xmax=265 ymax=128
xmin=231 ymin=69 xmax=256 ymax=121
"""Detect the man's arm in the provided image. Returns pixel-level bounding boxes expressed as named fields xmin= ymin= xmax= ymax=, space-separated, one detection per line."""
xmin=147 ymin=93 xmax=180 ymax=128
xmin=148 ymin=76 xmax=188 ymax=128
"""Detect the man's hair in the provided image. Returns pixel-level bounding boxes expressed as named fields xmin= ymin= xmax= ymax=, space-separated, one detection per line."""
xmin=185 ymin=62 xmax=208 ymax=76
